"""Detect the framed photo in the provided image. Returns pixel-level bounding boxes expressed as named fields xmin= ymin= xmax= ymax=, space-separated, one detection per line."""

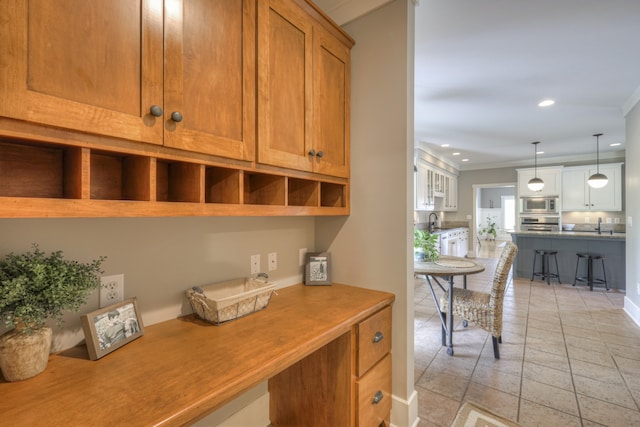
xmin=81 ymin=298 xmax=144 ymax=360
xmin=304 ymin=252 xmax=332 ymax=286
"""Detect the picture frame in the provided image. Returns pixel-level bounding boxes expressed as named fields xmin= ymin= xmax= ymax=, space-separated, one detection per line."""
xmin=81 ymin=298 xmax=144 ymax=360
xmin=304 ymin=252 xmax=332 ymax=285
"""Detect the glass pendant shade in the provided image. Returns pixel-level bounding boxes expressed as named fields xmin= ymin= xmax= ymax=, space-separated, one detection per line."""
xmin=588 ymin=172 xmax=608 ymax=188
xmin=527 ymin=177 xmax=545 ymax=191
xmin=527 ymin=141 xmax=544 ymax=191
xmin=587 ymin=133 xmax=608 ymax=189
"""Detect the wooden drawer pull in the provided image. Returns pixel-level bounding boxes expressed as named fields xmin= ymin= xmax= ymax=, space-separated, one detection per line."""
xmin=372 ymin=331 xmax=384 ymax=343
xmin=371 ymin=390 xmax=384 ymax=405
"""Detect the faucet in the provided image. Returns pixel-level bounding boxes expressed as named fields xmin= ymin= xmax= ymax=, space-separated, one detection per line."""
xmin=428 ymin=212 xmax=438 ymax=233
xmin=596 ymin=217 xmax=602 ymax=234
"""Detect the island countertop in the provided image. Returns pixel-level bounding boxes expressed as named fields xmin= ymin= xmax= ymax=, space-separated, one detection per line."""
xmin=511 ymin=230 xmax=625 ymax=240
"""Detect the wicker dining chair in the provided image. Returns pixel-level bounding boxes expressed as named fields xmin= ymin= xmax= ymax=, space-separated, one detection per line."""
xmin=440 ymin=242 xmax=518 ymax=359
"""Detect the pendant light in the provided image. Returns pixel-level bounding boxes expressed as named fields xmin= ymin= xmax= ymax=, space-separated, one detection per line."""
xmin=587 ymin=133 xmax=608 ymax=189
xmin=527 ymin=141 xmax=544 ymax=191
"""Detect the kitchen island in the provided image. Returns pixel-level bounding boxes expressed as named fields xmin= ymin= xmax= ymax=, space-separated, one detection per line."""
xmin=510 ymin=231 xmax=625 ymax=290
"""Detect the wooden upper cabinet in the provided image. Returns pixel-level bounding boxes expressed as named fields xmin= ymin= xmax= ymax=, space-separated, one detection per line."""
xmin=257 ymin=0 xmax=352 ymax=178
xmin=0 ymin=0 xmax=164 ymax=145
xmin=312 ymin=25 xmax=350 ymax=178
xmin=163 ymin=0 xmax=256 ymax=160
xmin=0 ymin=0 xmax=255 ymax=161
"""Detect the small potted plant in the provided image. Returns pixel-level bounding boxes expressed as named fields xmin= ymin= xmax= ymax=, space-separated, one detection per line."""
xmin=414 ymin=229 xmax=440 ymax=261
xmin=0 ymin=244 xmax=105 ymax=381
xmin=479 ymin=216 xmax=498 ymax=241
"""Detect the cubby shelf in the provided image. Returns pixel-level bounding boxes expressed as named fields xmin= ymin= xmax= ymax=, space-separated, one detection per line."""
xmin=0 ymin=139 xmax=349 ymax=218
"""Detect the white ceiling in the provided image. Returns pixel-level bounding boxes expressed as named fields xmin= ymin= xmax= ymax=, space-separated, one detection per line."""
xmin=318 ymin=0 xmax=640 ymax=171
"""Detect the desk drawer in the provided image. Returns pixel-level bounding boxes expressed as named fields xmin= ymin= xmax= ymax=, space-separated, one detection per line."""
xmin=357 ymin=353 xmax=392 ymax=427
xmin=357 ymin=305 xmax=392 ymax=376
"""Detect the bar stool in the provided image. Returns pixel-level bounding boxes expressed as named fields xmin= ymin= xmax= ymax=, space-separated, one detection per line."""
xmin=574 ymin=253 xmax=608 ymax=291
xmin=531 ymin=250 xmax=561 ymax=285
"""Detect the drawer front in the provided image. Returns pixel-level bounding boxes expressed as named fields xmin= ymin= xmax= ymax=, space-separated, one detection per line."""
xmin=357 ymin=353 xmax=392 ymax=427
xmin=357 ymin=305 xmax=392 ymax=376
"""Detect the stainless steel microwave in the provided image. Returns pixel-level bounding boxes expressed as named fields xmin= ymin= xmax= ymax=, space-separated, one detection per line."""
xmin=520 ymin=196 xmax=559 ymax=214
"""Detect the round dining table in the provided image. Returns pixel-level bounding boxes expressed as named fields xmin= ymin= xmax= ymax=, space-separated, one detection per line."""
xmin=414 ymin=256 xmax=485 ymax=356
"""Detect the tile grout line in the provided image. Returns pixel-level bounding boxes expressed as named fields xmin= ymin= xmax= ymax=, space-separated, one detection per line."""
xmin=515 ymin=275 xmax=532 ymax=425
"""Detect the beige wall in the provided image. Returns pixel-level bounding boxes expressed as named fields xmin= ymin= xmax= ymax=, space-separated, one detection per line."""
xmin=625 ymin=101 xmax=640 ymax=318
xmin=0 ymin=217 xmax=315 ymax=349
xmin=316 ymin=1 xmax=417 ymax=424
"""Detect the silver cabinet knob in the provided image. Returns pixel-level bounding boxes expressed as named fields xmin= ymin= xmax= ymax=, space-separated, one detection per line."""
xmin=171 ymin=111 xmax=183 ymax=122
xmin=150 ymin=105 xmax=163 ymax=117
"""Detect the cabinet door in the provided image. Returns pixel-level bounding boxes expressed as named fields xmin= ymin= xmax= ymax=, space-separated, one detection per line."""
xmin=257 ymin=0 xmax=314 ymax=172
xmin=518 ymin=168 xmax=560 ymax=197
xmin=562 ymin=169 xmax=588 ymax=211
xmin=163 ymin=0 xmax=256 ymax=160
xmin=589 ymin=164 xmax=622 ymax=211
xmin=0 ymin=0 xmax=163 ymax=144
xmin=311 ymin=26 xmax=350 ymax=178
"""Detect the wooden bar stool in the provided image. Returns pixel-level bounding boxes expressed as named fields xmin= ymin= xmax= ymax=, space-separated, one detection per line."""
xmin=574 ymin=253 xmax=609 ymax=291
xmin=531 ymin=249 xmax=561 ymax=285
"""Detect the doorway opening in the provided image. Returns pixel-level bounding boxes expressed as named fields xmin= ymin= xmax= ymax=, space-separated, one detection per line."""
xmin=472 ymin=183 xmax=516 ymax=259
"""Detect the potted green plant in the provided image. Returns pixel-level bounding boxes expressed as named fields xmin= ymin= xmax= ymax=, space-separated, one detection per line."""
xmin=414 ymin=229 xmax=440 ymax=261
xmin=0 ymin=244 xmax=105 ymax=381
xmin=479 ymin=216 xmax=498 ymax=241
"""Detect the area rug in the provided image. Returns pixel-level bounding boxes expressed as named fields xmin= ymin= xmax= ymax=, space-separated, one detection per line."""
xmin=451 ymin=401 xmax=521 ymax=427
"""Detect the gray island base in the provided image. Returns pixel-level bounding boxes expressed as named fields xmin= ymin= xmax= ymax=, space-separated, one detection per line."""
xmin=510 ymin=231 xmax=625 ymax=290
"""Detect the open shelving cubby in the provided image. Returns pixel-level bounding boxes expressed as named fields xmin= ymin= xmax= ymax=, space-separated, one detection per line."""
xmin=0 ymin=138 xmax=349 ymax=217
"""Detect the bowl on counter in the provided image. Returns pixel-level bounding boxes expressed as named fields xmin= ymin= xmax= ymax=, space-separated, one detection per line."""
xmin=562 ymin=224 xmax=575 ymax=231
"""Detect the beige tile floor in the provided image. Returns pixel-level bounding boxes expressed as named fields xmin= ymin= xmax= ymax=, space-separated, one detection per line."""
xmin=414 ymin=241 xmax=640 ymax=426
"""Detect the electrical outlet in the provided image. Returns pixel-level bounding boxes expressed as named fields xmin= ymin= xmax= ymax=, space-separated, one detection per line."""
xmin=100 ymin=274 xmax=124 ymax=308
xmin=268 ymin=252 xmax=277 ymax=271
xmin=606 ymin=217 xmax=612 ymax=224
xmin=584 ymin=217 xmax=590 ymax=223
xmin=250 ymin=254 xmax=260 ymax=275
xmin=299 ymin=248 xmax=307 ymax=266
xmin=614 ymin=217 xmax=620 ymax=224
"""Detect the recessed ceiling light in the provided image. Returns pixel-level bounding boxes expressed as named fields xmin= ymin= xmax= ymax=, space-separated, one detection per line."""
xmin=452 ymin=152 xmax=460 ymax=156
xmin=536 ymin=151 xmax=544 ymax=155
xmin=441 ymin=144 xmax=450 ymax=147
xmin=462 ymin=158 xmax=469 ymax=162
xmin=538 ymin=99 xmax=555 ymax=107
xmin=610 ymin=143 xmax=621 ymax=147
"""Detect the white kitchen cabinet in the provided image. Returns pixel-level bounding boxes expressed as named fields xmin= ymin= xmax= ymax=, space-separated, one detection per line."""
xmin=415 ymin=159 xmax=434 ymax=210
xmin=562 ymin=163 xmax=622 ymax=211
xmin=439 ymin=228 xmax=468 ymax=257
xmin=517 ymin=166 xmax=563 ymax=197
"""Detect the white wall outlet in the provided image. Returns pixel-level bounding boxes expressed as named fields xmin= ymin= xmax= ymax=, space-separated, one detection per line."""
xmin=628 ymin=216 xmax=633 ymax=227
xmin=299 ymin=248 xmax=307 ymax=266
xmin=584 ymin=217 xmax=590 ymax=223
xmin=100 ymin=274 xmax=124 ymax=308
xmin=606 ymin=217 xmax=612 ymax=224
xmin=268 ymin=252 xmax=277 ymax=271
xmin=615 ymin=217 xmax=621 ymax=224
xmin=250 ymin=254 xmax=260 ymax=275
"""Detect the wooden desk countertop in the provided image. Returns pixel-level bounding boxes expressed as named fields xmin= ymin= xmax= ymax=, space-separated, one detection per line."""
xmin=0 ymin=283 xmax=395 ymax=427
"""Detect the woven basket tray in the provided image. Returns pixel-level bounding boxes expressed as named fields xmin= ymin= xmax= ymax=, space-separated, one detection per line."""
xmin=186 ymin=278 xmax=276 ymax=325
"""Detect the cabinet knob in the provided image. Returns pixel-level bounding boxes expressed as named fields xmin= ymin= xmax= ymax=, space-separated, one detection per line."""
xmin=149 ymin=105 xmax=163 ymax=117
xmin=372 ymin=390 xmax=384 ymax=405
xmin=316 ymin=150 xmax=324 ymax=158
xmin=171 ymin=111 xmax=183 ymax=122
xmin=372 ymin=331 xmax=384 ymax=343
xmin=308 ymin=149 xmax=316 ymax=157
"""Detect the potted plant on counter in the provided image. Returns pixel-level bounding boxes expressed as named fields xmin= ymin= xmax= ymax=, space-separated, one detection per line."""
xmin=479 ymin=216 xmax=498 ymax=241
xmin=414 ymin=229 xmax=440 ymax=261
xmin=0 ymin=244 xmax=105 ymax=381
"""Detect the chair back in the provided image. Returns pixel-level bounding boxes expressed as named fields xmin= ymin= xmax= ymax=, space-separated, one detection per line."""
xmin=489 ymin=242 xmax=518 ymax=310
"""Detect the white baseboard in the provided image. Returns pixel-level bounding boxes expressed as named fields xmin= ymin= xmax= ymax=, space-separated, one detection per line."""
xmin=624 ymin=296 xmax=640 ymax=327
xmin=390 ymin=390 xmax=420 ymax=427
